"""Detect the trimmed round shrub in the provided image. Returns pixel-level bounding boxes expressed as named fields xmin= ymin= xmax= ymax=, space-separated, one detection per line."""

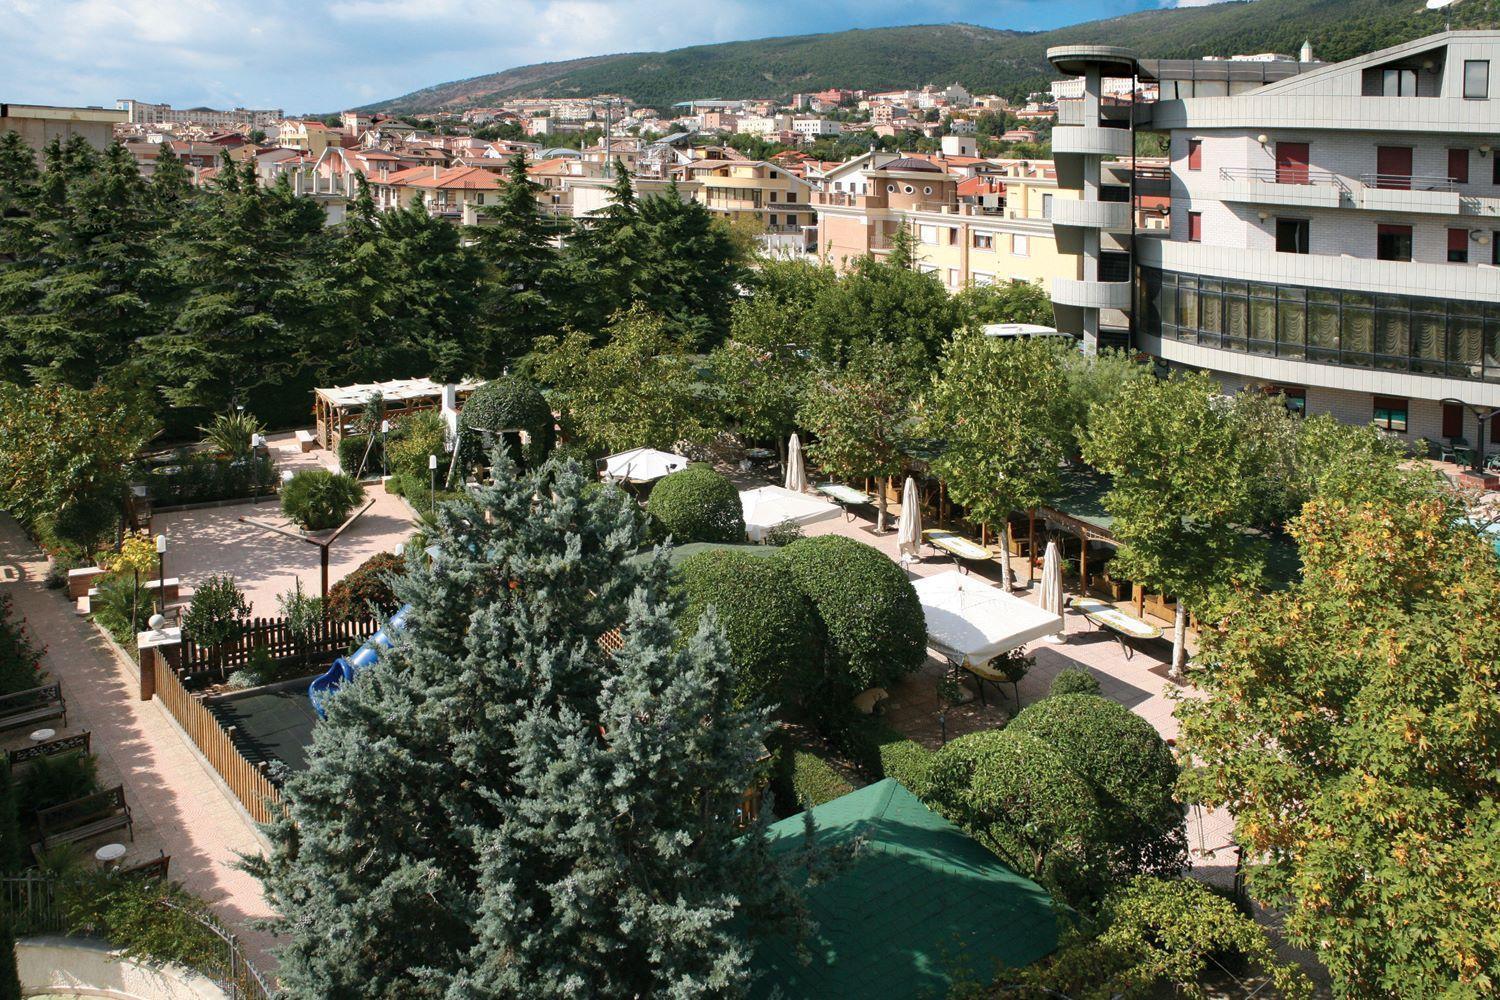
xmin=281 ymin=469 xmax=365 ymax=531
xmin=458 ymin=376 xmax=555 ymax=469
xmin=675 ymin=549 xmax=819 ymax=709
xmin=327 ymin=551 xmax=407 ymax=623
xmin=1049 ymin=667 xmax=1101 ymax=698
xmin=645 ymin=467 xmax=745 ymax=544
xmin=1009 ymin=693 xmax=1186 ymax=878
xmin=927 ymin=729 xmax=1103 ymax=899
xmin=775 ymin=535 xmax=925 ymax=692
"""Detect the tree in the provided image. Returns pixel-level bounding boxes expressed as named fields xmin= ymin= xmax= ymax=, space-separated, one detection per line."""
xmin=1174 ymin=471 xmax=1500 ymax=997
xmin=280 ymin=469 xmax=365 ymax=531
xmin=635 ymin=185 xmax=746 ymax=350
xmin=1008 ymin=876 xmax=1310 ymax=1000
xmin=834 ymin=253 xmax=957 ymax=364
xmin=472 ymin=154 xmax=566 ymax=364
xmin=0 ymin=381 xmax=157 ymax=533
xmin=920 ymin=334 xmax=1069 ymax=588
xmin=534 ymin=306 xmax=704 ymax=453
xmin=1049 ymin=345 xmax=1151 ymax=460
xmin=181 ymin=574 xmax=250 ymax=674
xmin=561 ymin=160 xmax=640 ymax=332
xmin=951 ymin=279 xmax=1053 ymax=330
xmin=1082 ymin=371 xmax=1266 ymax=672
xmin=798 ymin=343 xmax=916 ymax=531
xmin=0 ymin=914 xmax=18 ymax=1000
xmin=253 ymin=453 xmax=821 ymax=997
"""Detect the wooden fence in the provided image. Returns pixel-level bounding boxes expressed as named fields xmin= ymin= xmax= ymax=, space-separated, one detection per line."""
xmin=154 ymin=655 xmax=283 ymax=826
xmin=181 ymin=615 xmax=377 ymax=682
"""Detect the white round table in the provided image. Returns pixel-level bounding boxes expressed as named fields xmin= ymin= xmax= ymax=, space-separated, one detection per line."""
xmin=28 ymin=728 xmax=55 ymax=743
xmin=94 ymin=843 xmax=127 ymax=866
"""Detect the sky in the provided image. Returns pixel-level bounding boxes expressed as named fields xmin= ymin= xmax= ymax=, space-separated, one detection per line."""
xmin=1 ymin=0 xmax=1214 ymax=114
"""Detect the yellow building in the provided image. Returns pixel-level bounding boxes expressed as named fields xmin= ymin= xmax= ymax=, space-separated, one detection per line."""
xmin=277 ymin=119 xmax=334 ymax=155
xmin=813 ymin=153 xmax=1083 ymax=290
xmin=676 ymin=159 xmax=815 ymax=247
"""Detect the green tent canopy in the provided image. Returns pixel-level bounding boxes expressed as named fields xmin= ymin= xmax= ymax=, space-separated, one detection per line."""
xmin=753 ymin=779 xmax=1059 ymax=999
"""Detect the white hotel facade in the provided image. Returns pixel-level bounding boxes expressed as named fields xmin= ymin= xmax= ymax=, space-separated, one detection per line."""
xmin=1048 ymin=32 xmax=1500 ymax=450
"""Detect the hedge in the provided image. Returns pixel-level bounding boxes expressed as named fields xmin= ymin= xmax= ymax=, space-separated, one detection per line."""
xmin=385 ymin=410 xmax=448 ymax=484
xmin=144 ymin=449 xmax=277 ymax=507
xmin=847 ymin=716 xmax=934 ymax=797
xmin=645 ymin=466 xmax=745 ymax=544
xmin=675 ymin=549 xmax=819 ymax=709
xmin=338 ymin=434 xmax=382 ymax=479
xmin=327 ymin=552 xmax=406 ymax=623
xmin=788 ymin=750 xmax=857 ymax=809
xmin=1009 ymin=693 xmax=1186 ymax=878
xmin=1049 ymin=667 xmax=1101 ymax=698
xmin=458 ymin=376 xmax=555 ymax=469
xmin=775 ymin=535 xmax=926 ymax=692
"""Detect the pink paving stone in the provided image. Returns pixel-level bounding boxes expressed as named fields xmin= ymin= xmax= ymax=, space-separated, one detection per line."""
xmin=0 ymin=515 xmax=279 ymax=969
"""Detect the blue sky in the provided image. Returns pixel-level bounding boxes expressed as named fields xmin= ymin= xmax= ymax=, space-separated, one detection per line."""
xmin=1 ymin=0 xmax=1205 ymax=113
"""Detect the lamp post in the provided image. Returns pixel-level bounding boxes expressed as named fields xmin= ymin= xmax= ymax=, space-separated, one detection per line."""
xmin=429 ymin=453 xmax=438 ymax=510
xmin=154 ymin=533 xmax=167 ymax=615
xmin=381 ymin=419 xmax=390 ymax=478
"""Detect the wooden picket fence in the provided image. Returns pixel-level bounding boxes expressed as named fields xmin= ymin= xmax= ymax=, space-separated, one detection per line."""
xmin=154 ymin=656 xmax=283 ymax=826
xmin=181 ymin=615 xmax=377 ymax=682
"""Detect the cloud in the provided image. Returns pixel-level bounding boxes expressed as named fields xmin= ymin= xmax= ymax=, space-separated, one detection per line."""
xmin=0 ymin=0 xmax=1163 ymax=111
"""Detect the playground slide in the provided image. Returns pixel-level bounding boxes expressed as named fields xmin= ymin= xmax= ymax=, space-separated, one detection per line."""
xmin=308 ymin=604 xmax=412 ymax=719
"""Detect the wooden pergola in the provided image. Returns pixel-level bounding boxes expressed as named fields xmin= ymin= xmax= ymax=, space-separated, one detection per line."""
xmin=313 ymin=378 xmax=485 ymax=450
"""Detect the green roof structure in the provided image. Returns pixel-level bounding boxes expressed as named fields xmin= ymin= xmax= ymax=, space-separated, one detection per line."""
xmin=752 ymin=779 xmax=1058 ymax=999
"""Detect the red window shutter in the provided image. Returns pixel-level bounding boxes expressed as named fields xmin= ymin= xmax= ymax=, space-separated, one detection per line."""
xmin=1187 ymin=212 xmax=1203 ymax=242
xmin=1187 ymin=139 xmax=1202 ymax=171
xmin=1450 ymin=229 xmax=1470 ymax=253
xmin=1442 ymin=403 xmax=1464 ymax=439
xmin=1449 ymin=148 xmax=1470 ymax=184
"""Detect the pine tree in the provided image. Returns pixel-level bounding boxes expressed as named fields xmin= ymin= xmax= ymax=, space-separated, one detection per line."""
xmin=472 ymin=153 xmax=564 ymax=365
xmin=253 ymin=453 xmax=819 ymax=998
xmin=562 ymin=159 xmax=641 ymax=333
xmin=636 ymin=184 xmax=745 ymax=350
xmin=149 ymin=141 xmax=193 ymax=209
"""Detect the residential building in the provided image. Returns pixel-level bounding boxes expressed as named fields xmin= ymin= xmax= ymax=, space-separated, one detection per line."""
xmin=792 ymin=117 xmax=842 ymax=140
xmin=677 ymin=158 xmax=816 ymax=250
xmin=1048 ymin=31 xmax=1500 ymax=451
xmin=278 ymin=119 xmax=335 ymax=154
xmin=1 ymin=102 xmax=126 ymax=160
xmin=813 ymin=152 xmax=1082 ymax=290
xmin=367 ymin=164 xmax=507 ymax=225
xmin=115 ymin=99 xmax=282 ymax=129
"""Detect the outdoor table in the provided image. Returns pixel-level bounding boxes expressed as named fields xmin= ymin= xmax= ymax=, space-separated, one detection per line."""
xmin=94 ymin=843 xmax=127 ymax=868
xmin=1069 ymin=596 xmax=1163 ymax=660
xmin=922 ymin=529 xmax=992 ymax=573
xmin=815 ymin=483 xmax=872 ymax=521
xmin=29 ymin=728 xmax=55 ymax=743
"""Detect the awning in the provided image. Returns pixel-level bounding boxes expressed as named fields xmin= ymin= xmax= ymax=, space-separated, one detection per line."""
xmin=913 ymin=570 xmax=1063 ymax=668
xmin=599 ymin=448 xmax=689 ymax=483
xmin=739 ymin=485 xmax=841 ymax=542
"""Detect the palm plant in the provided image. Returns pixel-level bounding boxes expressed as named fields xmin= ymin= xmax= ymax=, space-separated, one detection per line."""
xmin=199 ymin=410 xmax=266 ymax=459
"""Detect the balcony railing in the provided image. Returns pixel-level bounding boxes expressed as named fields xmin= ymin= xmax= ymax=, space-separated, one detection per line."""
xmin=1218 ymin=166 xmax=1352 ymax=195
xmin=1360 ymin=173 xmax=1456 ymax=192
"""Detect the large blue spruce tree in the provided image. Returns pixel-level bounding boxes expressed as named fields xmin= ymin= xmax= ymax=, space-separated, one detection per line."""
xmin=254 ymin=454 xmax=816 ymax=998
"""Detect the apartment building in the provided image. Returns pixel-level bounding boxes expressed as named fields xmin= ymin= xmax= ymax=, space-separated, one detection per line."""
xmin=792 ymin=118 xmax=842 ymax=140
xmin=813 ymin=152 xmax=1081 ymax=290
xmin=1 ymin=102 xmax=126 ymax=160
xmin=1048 ymin=31 xmax=1500 ymax=451
xmin=115 ymin=99 xmax=282 ymax=129
xmin=278 ymin=119 xmax=336 ymax=154
xmin=677 ymin=159 xmax=816 ymax=250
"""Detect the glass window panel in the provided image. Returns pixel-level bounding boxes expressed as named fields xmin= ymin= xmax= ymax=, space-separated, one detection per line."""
xmin=1342 ymin=299 xmax=1374 ymax=367
xmin=1250 ymin=292 xmax=1276 ymax=355
xmin=1225 ymin=286 xmax=1248 ymax=350
xmin=1309 ymin=290 xmax=1340 ymax=361
xmin=1413 ymin=309 xmax=1445 ymax=374
xmin=1485 ymin=321 xmax=1500 ymax=382
xmin=1278 ymin=291 xmax=1306 ymax=360
xmin=1375 ymin=296 xmax=1409 ymax=370
xmin=1179 ymin=282 xmax=1199 ymax=336
xmin=1450 ymin=307 xmax=1483 ymax=379
xmin=1160 ymin=276 xmax=1177 ymax=329
xmin=1200 ymin=288 xmax=1222 ymax=344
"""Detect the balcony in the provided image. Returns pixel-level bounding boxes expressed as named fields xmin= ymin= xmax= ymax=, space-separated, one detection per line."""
xmin=1052 ymin=276 xmax=1133 ymax=310
xmin=1050 ymin=199 xmax=1131 ymax=231
xmin=1052 ymin=124 xmax=1132 ymax=158
xmin=1215 ymin=167 xmax=1350 ymax=209
xmin=1356 ymin=174 xmax=1460 ymax=214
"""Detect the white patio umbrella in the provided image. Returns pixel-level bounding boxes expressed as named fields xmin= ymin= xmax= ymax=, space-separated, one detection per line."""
xmin=1039 ymin=539 xmax=1067 ymax=643
xmin=896 ymin=476 xmax=922 ymax=561
xmin=784 ymin=433 xmax=808 ymax=493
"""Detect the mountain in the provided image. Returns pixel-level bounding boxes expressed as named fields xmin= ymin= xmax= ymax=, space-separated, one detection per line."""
xmin=367 ymin=0 xmax=1499 ymax=112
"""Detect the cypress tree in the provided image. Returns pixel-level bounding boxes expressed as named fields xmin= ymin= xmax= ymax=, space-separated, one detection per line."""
xmin=253 ymin=453 xmax=820 ymax=998
xmin=636 ymin=184 xmax=745 ymax=350
xmin=472 ymin=153 xmax=564 ymax=365
xmin=561 ymin=159 xmax=641 ymax=333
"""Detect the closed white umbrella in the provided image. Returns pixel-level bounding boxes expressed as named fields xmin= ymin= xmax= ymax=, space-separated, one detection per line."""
xmin=784 ymin=433 xmax=807 ymax=493
xmin=897 ymin=476 xmax=922 ymax=560
xmin=1040 ymin=539 xmax=1066 ymax=643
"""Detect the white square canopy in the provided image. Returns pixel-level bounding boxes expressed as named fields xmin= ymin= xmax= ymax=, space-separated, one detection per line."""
xmin=599 ymin=448 xmax=689 ymax=483
xmin=913 ymin=570 xmax=1063 ymax=668
xmin=739 ymin=485 xmax=842 ymax=542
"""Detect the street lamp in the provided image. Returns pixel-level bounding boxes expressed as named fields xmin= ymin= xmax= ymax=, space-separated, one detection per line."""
xmin=154 ymin=534 xmax=167 ymax=615
xmin=428 ymin=453 xmax=438 ymax=510
xmin=381 ymin=420 xmax=390 ymax=478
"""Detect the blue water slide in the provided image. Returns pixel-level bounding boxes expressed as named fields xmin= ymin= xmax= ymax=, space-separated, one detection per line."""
xmin=308 ymin=604 xmax=412 ymax=718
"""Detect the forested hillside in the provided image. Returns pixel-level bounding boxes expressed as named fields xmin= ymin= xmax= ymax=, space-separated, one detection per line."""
xmin=368 ymin=0 xmax=1500 ymax=112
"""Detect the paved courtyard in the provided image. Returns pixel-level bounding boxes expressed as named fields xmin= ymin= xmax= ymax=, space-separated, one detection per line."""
xmin=153 ymin=432 xmax=418 ymax=615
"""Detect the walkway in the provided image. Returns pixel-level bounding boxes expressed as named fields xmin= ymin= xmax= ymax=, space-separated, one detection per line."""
xmin=0 ymin=516 xmax=279 ymax=967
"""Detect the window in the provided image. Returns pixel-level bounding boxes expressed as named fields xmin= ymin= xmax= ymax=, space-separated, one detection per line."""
xmin=886 ymin=183 xmax=897 ymax=193
xmin=972 ymin=271 xmax=994 ymax=286
xmin=768 ymin=191 xmax=778 ymax=201
xmin=1276 ymin=218 xmax=1310 ymax=254
xmin=1449 ymin=148 xmax=1470 ymax=184
xmin=973 ymin=232 xmax=994 ymax=250
xmin=923 ymin=185 xmax=933 ymax=195
xmin=1464 ymin=60 xmax=1490 ymax=100
xmin=902 ymin=184 xmax=914 ymax=194
xmin=1382 ymin=68 xmax=1417 ymax=96
xmin=1377 ymin=224 xmax=1413 ymax=262
xmin=1275 ymin=386 xmax=1307 ymax=417
xmin=1274 ymin=143 xmax=1310 ymax=184
xmin=1449 ymin=228 xmax=1470 ymax=264
xmin=769 ymin=214 xmax=778 ymax=227
xmin=948 ymin=228 xmax=959 ymax=246
xmin=948 ymin=269 xmax=960 ymax=287
xmin=1187 ymin=211 xmax=1203 ymax=243
xmin=1186 ymin=138 xmax=1202 ymax=171
xmin=1373 ymin=396 xmax=1408 ymax=433
xmin=1012 ymin=234 xmax=1029 ymax=256
xmin=918 ymin=225 xmax=939 ymax=244
xmin=1042 ymin=193 xmax=1054 ymax=218
xmin=1495 ymin=232 xmax=1500 ymax=267
xmin=1442 ymin=402 xmax=1465 ymax=439
xmin=475 ymin=193 xmax=484 ymax=205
